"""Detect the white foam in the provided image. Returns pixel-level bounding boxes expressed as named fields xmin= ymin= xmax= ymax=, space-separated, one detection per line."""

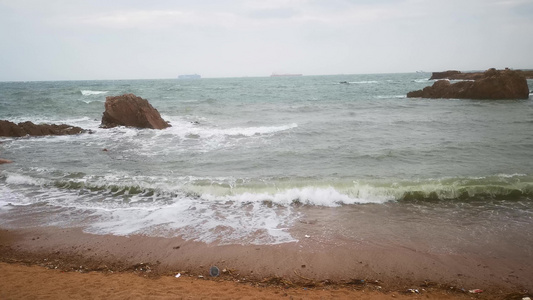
xmin=216 ymin=123 xmax=298 ymax=137
xmin=203 ymin=186 xmax=385 ymax=207
xmin=495 ymin=173 xmax=527 ymax=178
xmin=96 ymin=118 xmax=300 ymax=155
xmin=0 ymin=185 xmax=35 ymax=208
xmin=79 ymin=99 xmax=105 ymax=104
xmin=375 ymin=95 xmax=406 ymax=99
xmin=5 ymin=173 xmax=48 ymax=186
xmin=81 ymin=90 xmax=108 ymax=96
xmin=350 ymin=80 xmax=378 ymax=84
xmin=82 ymin=196 xmax=298 ymax=245
xmin=162 ymin=117 xmax=298 ymax=139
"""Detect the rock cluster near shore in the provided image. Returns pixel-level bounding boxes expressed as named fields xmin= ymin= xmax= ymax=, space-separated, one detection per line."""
xmin=408 ymin=68 xmax=530 ymax=99
xmin=0 ymin=94 xmax=169 ymax=164
xmin=101 ymin=94 xmax=170 ymax=129
xmin=0 ymin=120 xmax=85 ymax=137
xmin=430 ymin=69 xmax=533 ymax=80
xmin=0 ymin=94 xmax=169 ymax=137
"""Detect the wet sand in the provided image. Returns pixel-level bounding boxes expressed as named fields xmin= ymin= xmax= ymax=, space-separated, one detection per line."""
xmin=0 ymin=227 xmax=531 ymax=299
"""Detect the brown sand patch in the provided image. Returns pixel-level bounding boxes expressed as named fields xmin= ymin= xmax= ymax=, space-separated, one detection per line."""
xmin=0 ymin=262 xmax=478 ymax=300
xmin=0 ymin=227 xmax=531 ymax=299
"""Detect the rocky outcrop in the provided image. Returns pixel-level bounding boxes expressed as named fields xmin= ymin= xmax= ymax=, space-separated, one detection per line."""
xmin=0 ymin=159 xmax=12 ymax=164
xmin=408 ymin=68 xmax=530 ymax=100
xmin=429 ymin=69 xmax=533 ymax=80
xmin=0 ymin=120 xmax=85 ymax=137
xmin=101 ymin=94 xmax=170 ymax=129
xmin=429 ymin=70 xmax=463 ymax=80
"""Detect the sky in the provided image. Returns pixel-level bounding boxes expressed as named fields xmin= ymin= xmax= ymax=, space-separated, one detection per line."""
xmin=0 ymin=0 xmax=532 ymax=81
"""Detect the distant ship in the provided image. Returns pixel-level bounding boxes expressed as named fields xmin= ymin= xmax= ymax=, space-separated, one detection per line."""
xmin=270 ymin=73 xmax=303 ymax=77
xmin=178 ymin=74 xmax=201 ymax=79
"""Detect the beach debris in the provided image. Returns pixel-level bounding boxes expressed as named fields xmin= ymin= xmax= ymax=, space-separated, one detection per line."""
xmin=469 ymin=289 xmax=483 ymax=294
xmin=198 ymin=275 xmax=204 ymax=278
xmin=293 ymin=270 xmax=315 ymax=284
xmin=421 ymin=280 xmax=437 ymax=287
xmin=407 ymin=289 xmax=420 ymax=294
xmin=347 ymin=279 xmax=365 ymax=285
xmin=175 ymin=273 xmax=181 ymax=278
xmin=210 ymin=266 xmax=220 ymax=277
xmin=522 ymin=297 xmax=531 ymax=300
xmin=261 ymin=276 xmax=294 ymax=287
xmin=304 ymin=235 xmax=311 ymax=238
xmin=222 ymin=268 xmax=237 ymax=275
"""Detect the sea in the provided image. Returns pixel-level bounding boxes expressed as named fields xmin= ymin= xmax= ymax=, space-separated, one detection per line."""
xmin=1 ymin=74 xmax=532 ymax=256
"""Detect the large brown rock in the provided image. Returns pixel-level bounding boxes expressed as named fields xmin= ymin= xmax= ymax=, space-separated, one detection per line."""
xmin=429 ymin=70 xmax=462 ymax=80
xmin=101 ymin=94 xmax=170 ymax=129
xmin=408 ymin=68 xmax=530 ymax=99
xmin=0 ymin=120 xmax=84 ymax=137
xmin=430 ymin=69 xmax=533 ymax=80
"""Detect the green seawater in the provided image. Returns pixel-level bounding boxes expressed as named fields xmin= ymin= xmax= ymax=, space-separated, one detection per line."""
xmin=0 ymin=74 xmax=532 ymax=246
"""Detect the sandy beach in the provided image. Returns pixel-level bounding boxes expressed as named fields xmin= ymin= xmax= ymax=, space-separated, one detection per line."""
xmin=1 ymin=227 xmax=531 ymax=299
xmin=0 ymin=262 xmax=475 ymax=300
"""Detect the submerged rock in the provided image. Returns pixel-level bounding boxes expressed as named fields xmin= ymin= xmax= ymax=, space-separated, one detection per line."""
xmin=0 ymin=120 xmax=85 ymax=137
xmin=0 ymin=158 xmax=13 ymax=164
xmin=408 ymin=68 xmax=530 ymax=100
xmin=101 ymin=94 xmax=170 ymax=129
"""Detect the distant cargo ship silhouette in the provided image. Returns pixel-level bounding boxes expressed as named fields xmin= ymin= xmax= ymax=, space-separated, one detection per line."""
xmin=270 ymin=73 xmax=303 ymax=77
xmin=178 ymin=74 xmax=201 ymax=79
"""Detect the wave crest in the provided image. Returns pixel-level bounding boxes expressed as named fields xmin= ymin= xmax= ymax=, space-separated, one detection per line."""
xmin=2 ymin=173 xmax=532 ymax=209
xmin=81 ymin=90 xmax=108 ymax=96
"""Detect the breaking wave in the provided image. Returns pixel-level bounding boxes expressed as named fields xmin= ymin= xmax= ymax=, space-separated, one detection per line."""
xmin=81 ymin=90 xmax=108 ymax=96
xmin=159 ymin=118 xmax=298 ymax=139
xmin=2 ymin=172 xmax=532 ymax=209
xmin=2 ymin=171 xmax=532 ymax=245
xmin=350 ymin=80 xmax=379 ymax=84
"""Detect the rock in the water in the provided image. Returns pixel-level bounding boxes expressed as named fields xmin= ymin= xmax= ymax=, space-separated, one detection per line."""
xmin=101 ymin=94 xmax=170 ymax=129
xmin=408 ymin=68 xmax=530 ymax=99
xmin=429 ymin=70 xmax=463 ymax=80
xmin=430 ymin=69 xmax=533 ymax=80
xmin=0 ymin=120 xmax=85 ymax=137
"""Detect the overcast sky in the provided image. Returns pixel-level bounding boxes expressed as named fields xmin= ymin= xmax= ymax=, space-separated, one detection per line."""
xmin=1 ymin=0 xmax=532 ymax=81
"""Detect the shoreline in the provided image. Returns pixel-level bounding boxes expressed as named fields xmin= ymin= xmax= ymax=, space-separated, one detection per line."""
xmin=1 ymin=227 xmax=531 ymax=299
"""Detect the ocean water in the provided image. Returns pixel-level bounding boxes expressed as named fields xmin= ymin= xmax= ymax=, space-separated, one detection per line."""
xmin=1 ymin=74 xmax=532 ymax=252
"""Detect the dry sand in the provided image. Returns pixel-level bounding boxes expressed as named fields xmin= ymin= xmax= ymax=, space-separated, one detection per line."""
xmin=0 ymin=227 xmax=531 ymax=299
xmin=0 ymin=262 xmax=477 ymax=300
